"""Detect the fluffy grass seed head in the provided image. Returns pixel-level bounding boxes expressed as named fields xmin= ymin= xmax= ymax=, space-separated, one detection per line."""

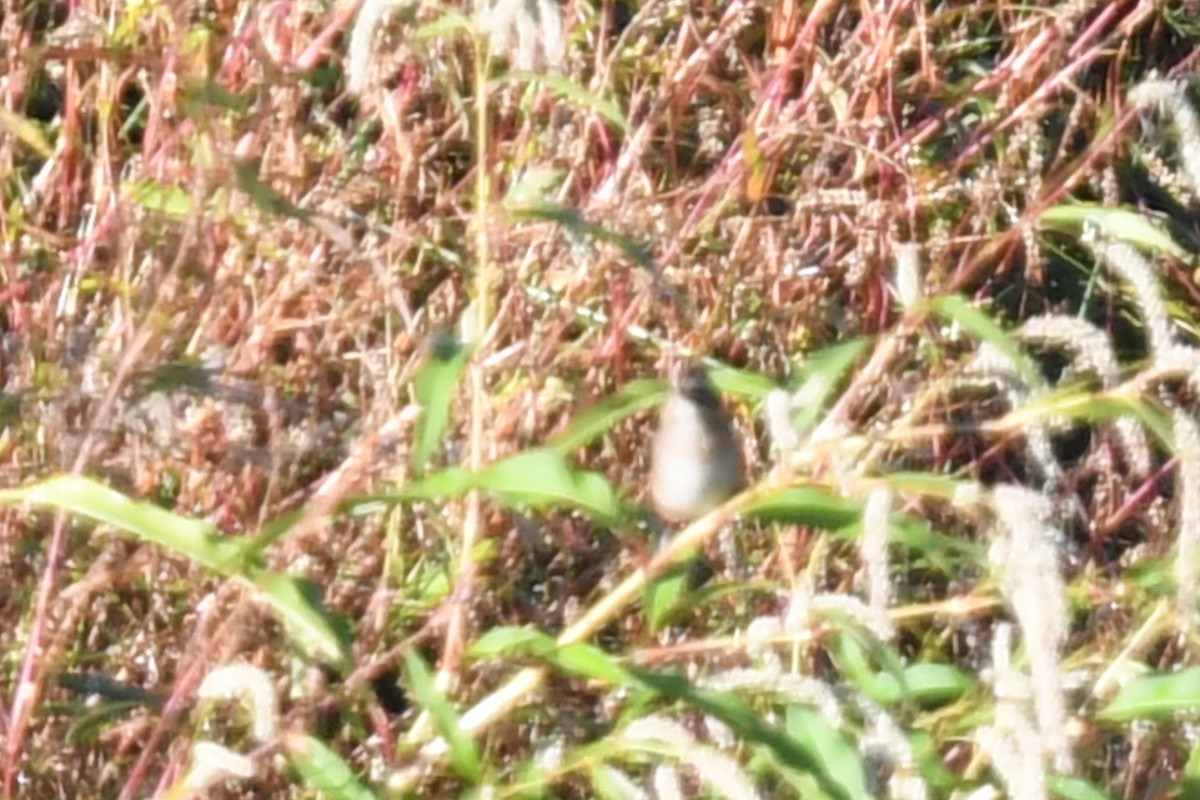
xmin=1174 ymin=409 xmax=1200 ymax=632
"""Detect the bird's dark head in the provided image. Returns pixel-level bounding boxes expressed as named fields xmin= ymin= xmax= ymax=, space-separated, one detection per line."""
xmin=670 ymin=362 xmax=721 ymax=408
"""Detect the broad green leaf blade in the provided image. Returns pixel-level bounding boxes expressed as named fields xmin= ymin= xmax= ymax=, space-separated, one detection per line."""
xmin=511 ymin=203 xmax=658 ymax=273
xmin=182 ymin=81 xmax=251 ymax=115
xmin=874 ymin=471 xmax=960 ymax=500
xmin=502 ymin=167 xmax=566 ymax=211
xmin=248 ymin=572 xmax=350 ymax=668
xmin=476 ymin=449 xmax=625 ymax=523
xmin=832 ymin=632 xmax=898 ymax=706
xmin=833 ymin=633 xmax=972 ymax=707
xmin=283 ymin=732 xmax=378 ymax=800
xmin=707 ymin=364 xmax=778 ymax=401
xmin=550 ymin=643 xmax=636 ymax=687
xmin=507 ymin=72 xmax=628 ymax=132
xmin=547 ymin=379 xmax=666 ymax=454
xmin=240 ymin=506 xmax=306 ymax=557
xmin=633 ymin=670 xmax=867 ymax=800
xmin=590 ymin=765 xmax=639 ymax=800
xmin=743 ymin=486 xmax=861 ymax=528
xmin=910 ymin=731 xmax=961 ymax=792
xmin=468 ymin=627 xmax=633 ymax=685
xmin=403 ymin=649 xmax=482 ymax=783
xmin=789 ymin=338 xmax=871 ymax=434
xmin=1100 ymin=667 xmax=1200 ymax=721
xmin=1004 ymin=389 xmax=1173 ymax=449
xmin=0 ymin=475 xmax=246 ymax=572
xmin=413 ymin=9 xmax=473 ymax=41
xmin=469 ymin=626 xmax=557 ymax=659
xmin=645 ymin=567 xmax=690 ymax=633
xmin=410 ymin=334 xmax=470 ymax=474
xmin=124 ymin=179 xmax=193 ymax=220
xmin=1040 ymin=202 xmax=1189 ymax=260
xmin=928 ymin=294 xmax=1042 ymax=386
xmin=1049 ymin=776 xmax=1116 ymax=800
xmin=370 ymin=451 xmax=626 ymax=522
xmin=0 ymin=106 xmax=54 ymax=158
xmin=1186 ymin=739 xmax=1200 ymax=799
xmin=878 ymin=664 xmax=973 ymax=706
xmin=886 ymin=517 xmax=986 ymax=573
xmin=784 ymin=706 xmax=871 ymax=800
xmin=389 ymin=467 xmax=475 ymax=501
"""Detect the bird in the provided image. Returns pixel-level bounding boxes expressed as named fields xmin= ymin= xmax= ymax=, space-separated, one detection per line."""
xmin=649 ymin=362 xmax=746 ymax=523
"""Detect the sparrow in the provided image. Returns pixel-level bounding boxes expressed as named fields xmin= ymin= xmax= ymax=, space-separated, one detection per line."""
xmin=649 ymin=363 xmax=746 ymax=522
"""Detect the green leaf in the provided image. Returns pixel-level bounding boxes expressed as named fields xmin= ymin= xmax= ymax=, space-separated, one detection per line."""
xmin=506 ymin=72 xmax=628 ymax=132
xmin=872 ymin=471 xmax=961 ymax=500
xmin=371 ymin=449 xmax=626 ymax=523
xmin=249 ymin=573 xmax=350 ymax=668
xmin=411 ymin=334 xmax=470 ymax=474
xmin=469 ymin=627 xmax=633 ymax=685
xmin=182 ymin=81 xmax=251 ymax=115
xmin=0 ymin=475 xmax=247 ymax=572
xmin=590 ymin=764 xmax=637 ymax=800
xmin=233 ymin=160 xmax=309 ymax=220
xmin=784 ymin=706 xmax=871 ymax=800
xmin=1100 ymin=667 xmax=1200 ymax=721
xmin=646 ymin=567 xmax=690 ymax=633
xmin=743 ymin=486 xmax=861 ymax=528
xmin=928 ymin=294 xmax=1042 ymax=386
xmin=390 ymin=467 xmax=476 ymax=501
xmin=0 ymin=475 xmax=351 ymax=666
xmin=633 ymin=670 xmax=867 ymax=800
xmin=1040 ymin=202 xmax=1190 ymax=260
xmin=1006 ymin=388 xmax=1173 ymax=449
xmin=886 ymin=517 xmax=985 ymax=574
xmin=413 ymin=8 xmax=473 ymax=41
xmin=124 ymin=179 xmax=193 ymax=220
xmin=909 ymin=731 xmax=961 ymax=792
xmin=284 ymin=732 xmax=378 ymax=800
xmin=1049 ymin=776 xmax=1116 ymax=800
xmin=789 ymin=338 xmax=871 ymax=434
xmin=547 ymin=379 xmax=666 ymax=454
xmin=551 ymin=643 xmax=636 ymax=687
xmin=502 ymin=168 xmax=567 ymax=211
xmin=833 ymin=634 xmax=971 ymax=707
xmin=0 ymin=105 xmax=53 ymax=158
xmin=67 ymin=700 xmax=154 ymax=746
xmin=403 ymin=649 xmax=482 ymax=783
xmin=469 ymin=626 xmax=557 ymax=659
xmin=510 ymin=203 xmax=658 ymax=274
xmin=832 ymin=632 xmax=895 ymax=704
xmin=1185 ymin=739 xmax=1200 ymax=799
xmin=708 ymin=364 xmax=779 ymax=401
xmin=475 ymin=449 xmax=625 ymax=523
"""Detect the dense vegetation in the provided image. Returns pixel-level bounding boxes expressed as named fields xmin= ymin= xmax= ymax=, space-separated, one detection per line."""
xmin=3 ymin=0 xmax=1200 ymax=797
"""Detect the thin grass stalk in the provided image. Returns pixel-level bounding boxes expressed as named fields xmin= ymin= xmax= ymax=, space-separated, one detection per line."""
xmin=437 ymin=23 xmax=495 ymax=693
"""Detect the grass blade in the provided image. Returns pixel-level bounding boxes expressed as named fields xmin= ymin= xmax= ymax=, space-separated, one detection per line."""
xmin=1100 ymin=667 xmax=1200 ymax=720
xmin=403 ymin=649 xmax=482 ymax=783
xmin=284 ymin=732 xmax=378 ymax=800
xmin=634 ymin=670 xmax=868 ymax=800
xmin=1040 ymin=202 xmax=1189 ymax=260
xmin=410 ymin=334 xmax=471 ymax=474
xmin=928 ymin=294 xmax=1042 ymax=386
xmin=0 ymin=475 xmax=247 ymax=572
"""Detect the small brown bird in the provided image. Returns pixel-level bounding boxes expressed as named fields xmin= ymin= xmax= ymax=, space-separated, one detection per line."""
xmin=649 ymin=363 xmax=746 ymax=522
